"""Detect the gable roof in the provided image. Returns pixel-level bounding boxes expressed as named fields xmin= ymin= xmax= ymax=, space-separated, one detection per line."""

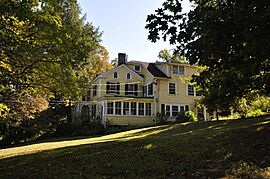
xmin=91 ymin=64 xmax=144 ymax=83
xmin=127 ymin=61 xmax=169 ymax=78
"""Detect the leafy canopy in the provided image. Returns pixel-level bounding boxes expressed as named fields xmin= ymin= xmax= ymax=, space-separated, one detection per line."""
xmin=146 ymin=0 xmax=270 ymax=112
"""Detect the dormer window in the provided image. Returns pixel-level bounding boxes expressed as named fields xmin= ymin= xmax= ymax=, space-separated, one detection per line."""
xmin=172 ymin=65 xmax=185 ymax=75
xmin=134 ymin=65 xmax=141 ymax=72
xmin=126 ymin=73 xmax=131 ymax=80
xmin=113 ymin=72 xmax=118 ymax=78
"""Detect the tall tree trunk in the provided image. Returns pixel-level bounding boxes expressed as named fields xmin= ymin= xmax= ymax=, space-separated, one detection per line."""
xmin=216 ymin=109 xmax=219 ymax=121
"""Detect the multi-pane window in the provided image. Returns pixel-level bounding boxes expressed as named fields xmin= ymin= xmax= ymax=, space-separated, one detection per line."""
xmin=146 ymin=103 xmax=151 ymax=116
xmin=148 ymin=83 xmax=153 ymax=96
xmin=180 ymin=106 xmax=185 ymax=112
xmin=164 ymin=104 xmax=189 ymax=117
xmin=188 ymin=85 xmax=195 ymax=96
xmin=143 ymin=86 xmax=147 ymax=96
xmin=107 ymin=102 xmax=152 ymax=116
xmin=130 ymin=102 xmax=137 ymax=115
xmin=115 ymin=102 xmax=121 ymax=115
xmin=143 ymin=83 xmax=153 ymax=97
xmin=123 ymin=102 xmax=129 ymax=115
xmin=125 ymin=84 xmax=138 ymax=96
xmin=172 ymin=65 xmax=185 ymax=75
xmin=107 ymin=102 xmax=113 ymax=114
xmin=138 ymin=103 xmax=144 ymax=116
xmin=165 ymin=105 xmax=170 ymax=117
xmin=107 ymin=82 xmax=120 ymax=94
xmin=169 ymin=83 xmax=176 ymax=94
xmin=172 ymin=106 xmax=179 ymax=116
xmin=113 ymin=72 xmax=118 ymax=78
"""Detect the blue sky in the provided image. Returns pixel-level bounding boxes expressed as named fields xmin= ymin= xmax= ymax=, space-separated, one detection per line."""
xmin=78 ymin=0 xmax=191 ymax=62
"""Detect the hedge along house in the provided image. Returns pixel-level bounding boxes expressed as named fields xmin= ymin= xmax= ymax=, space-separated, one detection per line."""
xmin=73 ymin=53 xmax=210 ymax=126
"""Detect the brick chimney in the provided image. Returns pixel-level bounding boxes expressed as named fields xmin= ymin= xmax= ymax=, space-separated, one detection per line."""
xmin=118 ymin=53 xmax=127 ymax=66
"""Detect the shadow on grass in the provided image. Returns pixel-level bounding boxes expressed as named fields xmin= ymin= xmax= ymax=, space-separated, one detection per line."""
xmin=0 ymin=116 xmax=270 ymax=178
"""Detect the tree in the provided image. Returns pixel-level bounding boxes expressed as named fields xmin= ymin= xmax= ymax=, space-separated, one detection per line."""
xmin=158 ymin=48 xmax=187 ymax=63
xmin=146 ymin=0 xmax=270 ymax=113
xmin=0 ymin=0 xmax=105 ymax=144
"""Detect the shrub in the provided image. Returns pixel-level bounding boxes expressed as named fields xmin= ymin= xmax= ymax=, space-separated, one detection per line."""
xmin=176 ymin=111 xmax=198 ymax=123
xmin=155 ymin=112 xmax=168 ymax=125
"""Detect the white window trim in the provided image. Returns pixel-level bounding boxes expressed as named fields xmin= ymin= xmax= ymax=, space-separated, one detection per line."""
xmin=165 ymin=104 xmax=187 ymax=117
xmin=106 ymin=101 xmax=152 ymax=117
xmin=168 ymin=82 xmax=177 ymax=95
xmin=186 ymin=84 xmax=200 ymax=96
xmin=172 ymin=65 xmax=185 ymax=76
xmin=144 ymin=82 xmax=154 ymax=97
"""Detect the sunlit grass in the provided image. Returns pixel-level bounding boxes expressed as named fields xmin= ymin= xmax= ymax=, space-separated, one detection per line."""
xmin=0 ymin=115 xmax=270 ymax=178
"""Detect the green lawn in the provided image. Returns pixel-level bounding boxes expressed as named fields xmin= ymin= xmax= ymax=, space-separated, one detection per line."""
xmin=0 ymin=116 xmax=270 ymax=178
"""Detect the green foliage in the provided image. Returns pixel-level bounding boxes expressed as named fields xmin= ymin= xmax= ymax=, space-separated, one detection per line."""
xmin=176 ymin=111 xmax=198 ymax=123
xmin=155 ymin=112 xmax=168 ymax=125
xmin=228 ymin=161 xmax=264 ymax=179
xmin=0 ymin=0 xmax=109 ymax=145
xmin=146 ymin=0 xmax=270 ymax=112
xmin=158 ymin=49 xmax=187 ymax=63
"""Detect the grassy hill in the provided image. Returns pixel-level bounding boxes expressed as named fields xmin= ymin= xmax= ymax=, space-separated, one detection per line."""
xmin=0 ymin=116 xmax=270 ymax=178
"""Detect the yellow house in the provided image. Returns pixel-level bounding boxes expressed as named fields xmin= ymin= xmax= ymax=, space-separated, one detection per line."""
xmin=74 ymin=53 xmax=210 ymax=126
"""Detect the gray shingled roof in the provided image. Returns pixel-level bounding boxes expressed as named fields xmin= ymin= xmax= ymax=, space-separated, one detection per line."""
xmin=127 ymin=61 xmax=169 ymax=78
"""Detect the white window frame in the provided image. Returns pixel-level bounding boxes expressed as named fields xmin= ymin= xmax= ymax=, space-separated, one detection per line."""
xmin=186 ymin=84 xmax=201 ymax=96
xmin=168 ymin=82 xmax=176 ymax=95
xmin=164 ymin=104 xmax=187 ymax=117
xmin=144 ymin=83 xmax=154 ymax=97
xmin=172 ymin=65 xmax=185 ymax=75
xmin=107 ymin=102 xmax=152 ymax=116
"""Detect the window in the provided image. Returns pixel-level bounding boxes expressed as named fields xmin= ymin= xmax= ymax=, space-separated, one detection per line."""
xmin=180 ymin=106 xmax=185 ymax=112
xmin=138 ymin=103 xmax=144 ymax=115
xmin=143 ymin=85 xmax=147 ymax=97
xmin=165 ymin=105 xmax=170 ymax=117
xmin=86 ymin=90 xmax=91 ymax=101
xmin=185 ymin=105 xmax=189 ymax=111
xmin=169 ymin=83 xmax=176 ymax=94
xmin=125 ymin=84 xmax=138 ymax=96
xmin=131 ymin=102 xmax=137 ymax=115
xmin=148 ymin=83 xmax=153 ymax=96
xmin=123 ymin=102 xmax=129 ymax=115
xmin=113 ymin=72 xmax=118 ymax=78
xmin=93 ymin=85 xmax=97 ymax=96
xmin=92 ymin=105 xmax=96 ymax=118
xmin=115 ymin=102 xmax=121 ymax=115
xmin=164 ymin=104 xmax=188 ymax=117
xmin=172 ymin=65 xmax=185 ymax=75
xmin=172 ymin=66 xmax=178 ymax=74
xmin=107 ymin=102 xmax=113 ymax=115
xmin=134 ymin=65 xmax=141 ymax=72
xmin=188 ymin=85 xmax=195 ymax=96
xmin=143 ymin=83 xmax=153 ymax=97
xmin=146 ymin=103 xmax=151 ymax=116
xmin=107 ymin=82 xmax=120 ymax=94
xmin=161 ymin=104 xmax=165 ymax=115
xmin=126 ymin=73 xmax=131 ymax=80
xmin=172 ymin=106 xmax=179 ymax=116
